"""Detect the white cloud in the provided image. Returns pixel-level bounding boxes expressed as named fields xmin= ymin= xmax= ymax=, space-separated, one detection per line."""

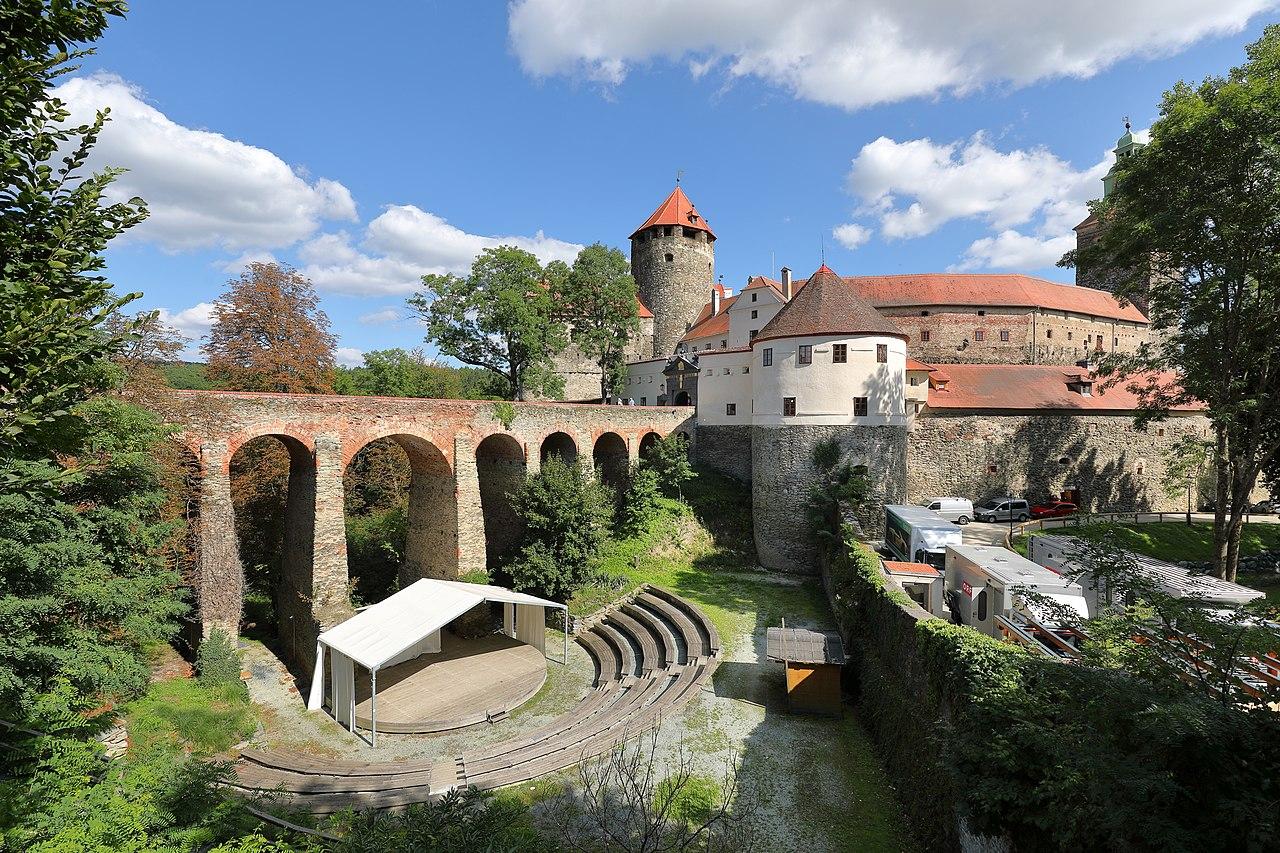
xmin=834 ymin=131 xmax=1129 ymax=271
xmin=335 ymin=347 xmax=365 ymax=368
xmin=300 ymin=205 xmax=583 ymax=296
xmin=508 ymin=0 xmax=1274 ymax=110
xmin=358 ymin=308 xmax=403 ymax=325
xmin=832 ymin=222 xmax=871 ymax=251
xmin=219 ymin=250 xmax=279 ymax=274
xmin=54 ymin=73 xmax=357 ymax=252
xmin=156 ymin=302 xmax=216 ymax=360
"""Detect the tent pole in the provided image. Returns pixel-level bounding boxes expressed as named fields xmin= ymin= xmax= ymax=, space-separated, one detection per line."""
xmin=563 ymin=607 xmax=568 ymax=665
xmin=371 ymin=669 xmax=377 ymax=749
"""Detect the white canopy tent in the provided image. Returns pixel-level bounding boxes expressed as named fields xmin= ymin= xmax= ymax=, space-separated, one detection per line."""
xmin=306 ymin=578 xmax=567 ymax=746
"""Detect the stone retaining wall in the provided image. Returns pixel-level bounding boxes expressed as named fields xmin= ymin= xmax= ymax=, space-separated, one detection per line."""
xmin=693 ymin=424 xmax=752 ymax=482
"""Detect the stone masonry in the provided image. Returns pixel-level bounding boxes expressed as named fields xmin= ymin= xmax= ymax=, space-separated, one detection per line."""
xmin=632 ymin=226 xmax=715 ymax=358
xmin=751 ymin=424 xmax=908 ymax=574
xmin=162 ymin=390 xmax=691 ymax=671
xmin=692 ymin=424 xmax=752 ymax=482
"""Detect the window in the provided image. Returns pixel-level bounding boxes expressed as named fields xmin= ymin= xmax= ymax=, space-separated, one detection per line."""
xmin=663 ymin=226 xmax=673 ymax=236
xmin=987 ymin=463 xmax=999 ymax=474
xmin=726 ymin=403 xmax=736 ymax=416
xmin=999 ymin=330 xmax=1009 ymax=342
xmin=876 ymin=344 xmax=888 ymax=363
xmin=664 ymin=253 xmax=674 ymax=262
xmin=853 ymin=397 xmax=869 ymax=417
xmin=783 ymin=397 xmax=796 ymax=416
xmin=751 ymin=309 xmax=758 ymax=319
xmin=749 ymin=330 xmax=758 ymax=340
xmin=1046 ymin=329 xmax=1053 ymax=339
xmin=762 ymin=348 xmax=773 ymax=366
xmin=832 ymin=343 xmax=847 ymax=363
xmin=909 ymin=376 xmax=920 ymax=386
xmin=1114 ymin=337 xmax=1119 ymax=347
xmin=751 ymin=292 xmax=758 ymax=302
xmin=720 ymin=340 xmax=726 ymax=348
xmin=798 ymin=345 xmax=812 ymax=365
xmin=743 ymin=366 xmax=750 ymax=374
xmin=1067 ymin=331 xmax=1073 ymax=341
xmin=722 ymin=368 xmax=730 ymax=375
xmin=920 ymin=310 xmax=930 ymax=317
xmin=977 ymin=310 xmax=986 ymax=317
xmin=640 ymin=397 xmax=646 ymax=405
xmin=921 ymin=330 xmax=931 ymax=342
xmin=974 ymin=330 xmax=985 ymax=342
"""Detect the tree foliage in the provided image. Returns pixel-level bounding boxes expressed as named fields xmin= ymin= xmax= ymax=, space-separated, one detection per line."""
xmin=558 ymin=244 xmax=640 ymax=401
xmin=641 ymin=435 xmax=693 ymax=497
xmin=618 ymin=465 xmax=663 ymax=536
xmin=507 ymin=456 xmax=614 ymax=600
xmin=333 ymin=347 xmax=505 ymax=400
xmin=409 ymin=245 xmax=569 ymax=400
xmin=204 ymin=262 xmax=337 ymax=394
xmin=330 ymin=786 xmax=536 ymax=852
xmin=1067 ymin=26 xmax=1280 ymax=580
xmin=0 ymin=0 xmax=148 ymax=452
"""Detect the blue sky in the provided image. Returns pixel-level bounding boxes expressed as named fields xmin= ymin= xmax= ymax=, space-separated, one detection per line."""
xmin=69 ymin=1 xmax=1279 ymax=364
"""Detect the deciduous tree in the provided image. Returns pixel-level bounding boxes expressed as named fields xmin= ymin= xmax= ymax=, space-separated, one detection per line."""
xmin=559 ymin=244 xmax=640 ymax=402
xmin=1068 ymin=26 xmax=1280 ymax=580
xmin=409 ymin=246 xmax=568 ymax=400
xmin=204 ymin=262 xmax=337 ymax=394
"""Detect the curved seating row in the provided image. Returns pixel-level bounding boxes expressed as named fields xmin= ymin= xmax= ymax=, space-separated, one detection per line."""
xmin=232 ymin=585 xmax=720 ymax=813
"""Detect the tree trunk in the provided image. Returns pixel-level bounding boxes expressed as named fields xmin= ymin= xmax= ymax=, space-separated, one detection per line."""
xmin=1212 ymin=428 xmax=1230 ymax=580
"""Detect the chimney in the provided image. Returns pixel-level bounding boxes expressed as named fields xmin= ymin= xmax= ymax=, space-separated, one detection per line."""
xmin=781 ymin=267 xmax=793 ymax=300
xmin=711 ymin=286 xmax=721 ymax=316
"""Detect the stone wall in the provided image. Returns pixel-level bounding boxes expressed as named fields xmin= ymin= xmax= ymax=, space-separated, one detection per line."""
xmin=879 ymin=306 xmax=1147 ymax=366
xmin=906 ymin=411 xmax=1211 ymax=510
xmin=632 ymin=227 xmax=715 ymax=358
xmin=693 ymin=424 xmax=753 ymax=482
xmin=161 ymin=390 xmax=692 ymax=662
xmin=752 ymin=424 xmax=908 ymax=573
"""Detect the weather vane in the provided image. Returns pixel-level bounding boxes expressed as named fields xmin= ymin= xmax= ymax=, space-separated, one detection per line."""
xmin=676 ymin=169 xmax=683 ymax=185
xmin=1123 ymin=114 xmax=1131 ymax=131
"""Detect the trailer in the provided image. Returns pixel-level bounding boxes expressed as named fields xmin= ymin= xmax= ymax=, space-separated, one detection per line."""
xmin=884 ymin=505 xmax=963 ymax=570
xmin=944 ymin=544 xmax=1089 ymax=639
xmin=1027 ymin=534 xmax=1264 ymax=617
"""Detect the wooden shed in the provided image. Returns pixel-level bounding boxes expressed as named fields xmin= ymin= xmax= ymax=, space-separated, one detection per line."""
xmin=766 ymin=626 xmax=846 ymax=717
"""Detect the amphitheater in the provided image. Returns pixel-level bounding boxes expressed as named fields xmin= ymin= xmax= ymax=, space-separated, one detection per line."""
xmin=231 ymin=585 xmax=719 ymax=812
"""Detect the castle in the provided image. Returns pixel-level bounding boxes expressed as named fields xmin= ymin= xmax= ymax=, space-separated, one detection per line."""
xmin=562 ymin=131 xmax=1219 ymax=573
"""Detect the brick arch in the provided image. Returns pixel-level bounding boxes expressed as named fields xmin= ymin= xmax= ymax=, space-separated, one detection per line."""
xmin=341 ymin=425 xmax=455 ymax=472
xmin=224 ymin=424 xmax=315 ymax=465
xmin=538 ymin=429 xmax=579 ymax=465
xmin=475 ymin=432 xmax=528 ymax=568
xmin=592 ymin=431 xmax=629 ymax=491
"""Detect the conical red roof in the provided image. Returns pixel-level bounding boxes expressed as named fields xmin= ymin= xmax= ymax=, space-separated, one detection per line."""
xmin=630 ymin=186 xmax=716 ymax=241
xmin=754 ymin=264 xmax=906 ymax=344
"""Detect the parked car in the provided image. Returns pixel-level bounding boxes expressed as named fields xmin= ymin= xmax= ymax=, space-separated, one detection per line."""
xmin=1251 ymin=499 xmax=1276 ymax=514
xmin=920 ymin=497 xmax=974 ymax=524
xmin=973 ymin=496 xmax=1030 ymax=523
xmin=1031 ymin=500 xmax=1078 ymax=519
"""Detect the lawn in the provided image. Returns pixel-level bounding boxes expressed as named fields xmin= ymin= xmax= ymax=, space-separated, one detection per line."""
xmin=570 ymin=468 xmax=912 ymax=852
xmin=126 ymin=677 xmax=256 ymax=757
xmin=1017 ymin=520 xmax=1280 ymax=562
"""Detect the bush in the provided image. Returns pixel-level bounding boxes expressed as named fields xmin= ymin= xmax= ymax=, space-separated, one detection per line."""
xmin=642 ymin=435 xmax=693 ymax=496
xmin=618 ymin=465 xmax=662 ymax=536
xmin=196 ymin=629 xmax=244 ymax=691
xmin=330 ymin=786 xmax=536 ymax=852
xmin=507 ymin=457 xmax=613 ymax=600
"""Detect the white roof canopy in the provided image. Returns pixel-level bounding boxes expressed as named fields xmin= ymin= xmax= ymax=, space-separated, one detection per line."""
xmin=317 ymin=578 xmax=564 ymax=671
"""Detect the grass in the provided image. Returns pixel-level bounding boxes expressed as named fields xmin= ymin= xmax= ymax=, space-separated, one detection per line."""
xmin=1016 ymin=520 xmax=1280 ymax=563
xmin=125 ymin=678 xmax=256 ymax=757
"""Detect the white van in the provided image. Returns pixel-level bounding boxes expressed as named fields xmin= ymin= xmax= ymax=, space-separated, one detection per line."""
xmin=920 ymin=497 xmax=974 ymax=524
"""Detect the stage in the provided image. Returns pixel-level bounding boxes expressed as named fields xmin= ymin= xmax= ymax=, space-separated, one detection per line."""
xmin=351 ymin=630 xmax=547 ymax=734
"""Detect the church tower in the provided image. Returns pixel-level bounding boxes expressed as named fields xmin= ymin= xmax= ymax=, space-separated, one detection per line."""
xmin=630 ymin=185 xmax=716 ymax=358
xmin=1074 ymin=121 xmax=1147 ymax=296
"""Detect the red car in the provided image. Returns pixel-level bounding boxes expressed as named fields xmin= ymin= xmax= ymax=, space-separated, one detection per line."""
xmin=1031 ymin=500 xmax=1078 ymax=519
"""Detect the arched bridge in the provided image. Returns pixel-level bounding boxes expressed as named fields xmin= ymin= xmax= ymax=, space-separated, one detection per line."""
xmin=162 ymin=391 xmax=693 ymax=667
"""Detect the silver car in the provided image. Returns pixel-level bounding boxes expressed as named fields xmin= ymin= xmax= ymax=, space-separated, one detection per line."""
xmin=974 ymin=497 xmax=1030 ymax=523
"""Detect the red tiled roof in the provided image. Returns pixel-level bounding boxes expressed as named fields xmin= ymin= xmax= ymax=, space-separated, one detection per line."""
xmin=787 ymin=273 xmax=1146 ymax=324
xmin=754 ymin=265 xmax=908 ymax=344
xmin=925 ymin=364 xmax=1200 ymax=412
xmin=884 ymin=560 xmax=940 ymax=578
xmin=699 ymin=345 xmax=752 ymax=355
xmin=630 ymin=186 xmax=716 ymax=241
xmin=636 ymin=296 xmax=653 ymax=319
xmin=679 ymin=294 xmax=737 ymax=343
xmin=906 ymin=357 xmax=934 ymax=371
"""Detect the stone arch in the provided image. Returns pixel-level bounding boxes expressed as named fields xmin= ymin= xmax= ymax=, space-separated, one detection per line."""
xmin=476 ymin=433 xmax=527 ymax=568
xmin=227 ymin=433 xmax=316 ymax=666
xmin=344 ymin=433 xmax=457 ymax=600
xmin=540 ymin=431 xmax=578 ymax=465
xmin=673 ymin=390 xmax=692 ymax=406
xmin=225 ymin=425 xmax=314 ymax=467
xmin=639 ymin=431 xmax=662 ymax=461
xmin=592 ymin=432 xmax=629 ymax=491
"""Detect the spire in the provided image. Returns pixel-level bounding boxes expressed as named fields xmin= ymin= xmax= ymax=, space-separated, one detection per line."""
xmin=630 ymin=186 xmax=716 ymax=241
xmin=1103 ymin=117 xmax=1145 ymax=197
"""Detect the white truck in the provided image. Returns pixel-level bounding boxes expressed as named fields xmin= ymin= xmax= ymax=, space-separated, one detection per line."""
xmin=884 ymin=505 xmax=963 ymax=570
xmin=1027 ymin=534 xmax=1264 ymax=617
xmin=944 ymin=544 xmax=1089 ymax=638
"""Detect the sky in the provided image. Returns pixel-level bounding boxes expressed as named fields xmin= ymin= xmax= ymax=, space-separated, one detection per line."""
xmin=68 ymin=0 xmax=1280 ymax=365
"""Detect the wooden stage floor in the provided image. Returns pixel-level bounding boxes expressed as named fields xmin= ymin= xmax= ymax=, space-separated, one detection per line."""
xmin=352 ymin=631 xmax=547 ymax=734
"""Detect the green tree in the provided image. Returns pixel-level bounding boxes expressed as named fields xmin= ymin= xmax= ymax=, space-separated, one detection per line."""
xmin=507 ymin=456 xmax=613 ymax=600
xmin=1067 ymin=26 xmax=1280 ymax=581
xmin=618 ymin=465 xmax=662 ymax=536
xmin=642 ymin=435 xmax=693 ymax=497
xmin=559 ymin=244 xmax=639 ymax=402
xmin=409 ymin=246 xmax=569 ymax=400
xmin=333 ymin=348 xmax=464 ymax=398
xmin=0 ymin=0 xmax=148 ymax=453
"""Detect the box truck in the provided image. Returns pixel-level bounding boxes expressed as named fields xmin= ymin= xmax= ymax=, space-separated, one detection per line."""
xmin=884 ymin=505 xmax=963 ymax=569
xmin=944 ymin=544 xmax=1089 ymax=637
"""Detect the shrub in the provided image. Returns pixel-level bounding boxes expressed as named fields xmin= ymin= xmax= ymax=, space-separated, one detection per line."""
xmin=642 ymin=434 xmax=693 ymax=496
xmin=618 ymin=465 xmax=662 ymax=536
xmin=508 ymin=457 xmax=613 ymax=600
xmin=196 ymin=629 xmax=244 ymax=691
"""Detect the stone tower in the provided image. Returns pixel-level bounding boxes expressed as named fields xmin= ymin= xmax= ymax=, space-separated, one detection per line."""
xmin=630 ymin=185 xmax=716 ymax=358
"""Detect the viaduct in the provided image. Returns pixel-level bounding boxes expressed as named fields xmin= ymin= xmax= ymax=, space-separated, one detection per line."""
xmin=164 ymin=391 xmax=692 ymax=668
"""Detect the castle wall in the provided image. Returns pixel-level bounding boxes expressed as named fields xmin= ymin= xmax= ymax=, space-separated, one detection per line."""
xmin=752 ymin=424 xmax=908 ymax=574
xmin=693 ymin=424 xmax=752 ymax=482
xmin=632 ymin=226 xmax=714 ymax=358
xmin=879 ymin=306 xmax=1146 ymax=365
xmin=906 ymin=411 xmax=1210 ymax=511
